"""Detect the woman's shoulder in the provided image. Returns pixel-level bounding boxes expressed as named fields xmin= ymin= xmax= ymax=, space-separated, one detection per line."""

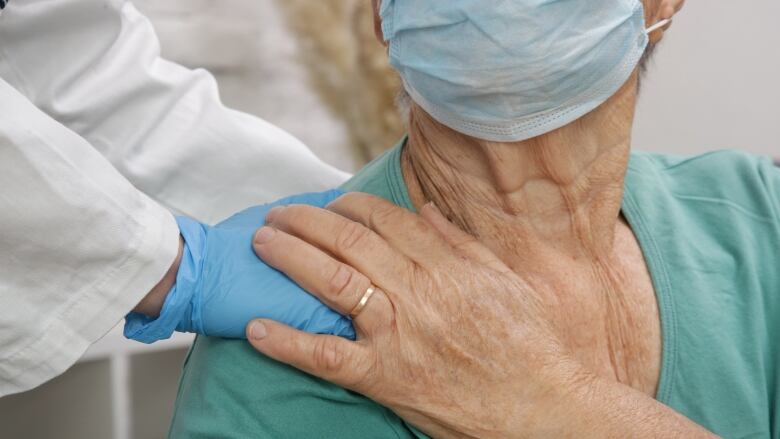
xmin=627 ymin=149 xmax=780 ymax=224
xmin=625 ymin=149 xmax=780 ymax=325
xmin=340 ymin=139 xmax=415 ymax=210
xmin=169 ymin=140 xmax=424 ymax=438
xmin=625 ymin=149 xmax=780 ymax=279
xmin=624 ymin=150 xmax=780 ymax=435
xmin=169 ymin=336 xmax=423 ymax=438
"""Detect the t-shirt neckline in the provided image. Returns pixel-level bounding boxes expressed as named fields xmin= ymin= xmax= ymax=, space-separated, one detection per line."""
xmin=381 ymin=141 xmax=677 ymax=403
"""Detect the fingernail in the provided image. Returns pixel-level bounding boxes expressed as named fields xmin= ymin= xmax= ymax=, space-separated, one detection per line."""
xmin=254 ymin=227 xmax=276 ymax=245
xmin=266 ymin=206 xmax=285 ymax=223
xmin=249 ymin=321 xmax=267 ymax=340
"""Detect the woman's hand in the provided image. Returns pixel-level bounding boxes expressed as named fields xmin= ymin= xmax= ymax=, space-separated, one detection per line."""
xmin=247 ymin=193 xmax=716 ymax=438
xmin=252 ymin=194 xmax=577 ymax=437
xmin=249 ymin=193 xmax=575 ymax=437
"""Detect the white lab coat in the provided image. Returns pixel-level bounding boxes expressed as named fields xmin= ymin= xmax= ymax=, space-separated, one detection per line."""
xmin=0 ymin=0 xmax=350 ymax=397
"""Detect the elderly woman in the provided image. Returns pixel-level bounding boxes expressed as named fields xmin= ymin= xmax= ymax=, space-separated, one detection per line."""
xmin=170 ymin=0 xmax=779 ymax=437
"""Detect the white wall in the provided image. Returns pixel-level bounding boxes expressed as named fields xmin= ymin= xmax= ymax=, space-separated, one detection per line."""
xmin=634 ymin=0 xmax=780 ymax=157
xmin=134 ymin=0 xmax=358 ymax=172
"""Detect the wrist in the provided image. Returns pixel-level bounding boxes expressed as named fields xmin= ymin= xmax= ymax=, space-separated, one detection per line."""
xmin=514 ymin=357 xmax=599 ymax=439
xmin=125 ymin=216 xmax=207 ymax=343
xmin=545 ymin=373 xmax=601 ymax=438
xmin=522 ymin=364 xmax=712 ymax=438
xmin=134 ymin=235 xmax=184 ymax=317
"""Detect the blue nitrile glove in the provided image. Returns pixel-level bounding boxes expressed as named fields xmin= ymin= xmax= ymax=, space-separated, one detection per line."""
xmin=124 ymin=189 xmax=356 ymax=343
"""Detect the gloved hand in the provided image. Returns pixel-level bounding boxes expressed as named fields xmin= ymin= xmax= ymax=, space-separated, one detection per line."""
xmin=124 ymin=190 xmax=356 ymax=343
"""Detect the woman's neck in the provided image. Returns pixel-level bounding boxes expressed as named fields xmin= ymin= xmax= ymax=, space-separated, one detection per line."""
xmin=400 ymin=77 xmax=664 ymax=393
xmin=401 ymin=78 xmax=638 ymax=267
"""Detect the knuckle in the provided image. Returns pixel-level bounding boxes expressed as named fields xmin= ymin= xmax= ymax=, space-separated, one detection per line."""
xmin=407 ymin=215 xmax=432 ymax=238
xmin=334 ymin=220 xmax=370 ymax=253
xmin=313 ymin=338 xmax=346 ymax=373
xmin=286 ymin=205 xmax=308 ymax=223
xmin=367 ymin=204 xmax=399 ymax=229
xmin=329 ymin=192 xmax=362 ymax=212
xmin=327 ymin=264 xmax=361 ymax=301
xmin=452 ymin=235 xmax=479 ymax=252
xmin=352 ymin=352 xmax=381 ymax=394
xmin=338 ymin=192 xmax=364 ymax=205
xmin=274 ymin=205 xmax=309 ymax=229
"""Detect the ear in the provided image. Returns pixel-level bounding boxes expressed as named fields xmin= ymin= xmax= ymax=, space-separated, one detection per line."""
xmin=648 ymin=0 xmax=685 ymax=44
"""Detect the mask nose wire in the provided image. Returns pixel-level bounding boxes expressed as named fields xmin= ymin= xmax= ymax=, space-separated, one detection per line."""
xmin=646 ymin=18 xmax=671 ymax=34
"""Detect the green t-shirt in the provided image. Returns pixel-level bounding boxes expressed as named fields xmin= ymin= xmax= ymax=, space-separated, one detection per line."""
xmin=169 ymin=145 xmax=780 ymax=438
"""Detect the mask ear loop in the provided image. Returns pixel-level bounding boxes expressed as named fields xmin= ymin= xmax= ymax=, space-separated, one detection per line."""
xmin=646 ymin=18 xmax=671 ymax=34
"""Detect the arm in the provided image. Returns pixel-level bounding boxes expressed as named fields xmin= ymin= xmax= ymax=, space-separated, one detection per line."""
xmin=0 ymin=0 xmax=350 ymax=224
xmin=0 ymin=77 xmax=180 ymax=397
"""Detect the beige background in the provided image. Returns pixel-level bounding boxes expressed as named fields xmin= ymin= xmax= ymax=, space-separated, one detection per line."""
xmin=634 ymin=0 xmax=779 ymax=157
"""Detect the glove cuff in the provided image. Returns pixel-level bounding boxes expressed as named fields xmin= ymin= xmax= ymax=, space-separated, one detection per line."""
xmin=124 ymin=216 xmax=207 ymax=343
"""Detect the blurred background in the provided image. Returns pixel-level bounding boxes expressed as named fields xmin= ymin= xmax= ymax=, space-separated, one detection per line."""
xmin=1 ymin=1 xmax=778 ymax=438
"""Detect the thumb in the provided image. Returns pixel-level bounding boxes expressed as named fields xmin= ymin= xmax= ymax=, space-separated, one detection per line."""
xmin=246 ymin=319 xmax=372 ymax=391
xmin=420 ymin=203 xmax=511 ymax=274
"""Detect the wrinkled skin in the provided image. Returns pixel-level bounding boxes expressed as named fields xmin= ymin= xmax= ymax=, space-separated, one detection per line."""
xmin=250 ymin=194 xmax=578 ymax=437
xmin=244 ymin=1 xmax=703 ymax=436
xmin=247 ymin=193 xmax=714 ymax=438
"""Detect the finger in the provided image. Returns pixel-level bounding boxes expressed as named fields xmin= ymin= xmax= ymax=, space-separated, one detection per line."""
xmin=419 ymin=203 xmax=512 ymax=274
xmin=253 ymin=226 xmax=392 ymax=333
xmin=264 ymin=203 xmax=412 ymax=291
xmin=326 ymin=192 xmax=453 ymax=265
xmin=247 ymin=319 xmax=374 ymax=393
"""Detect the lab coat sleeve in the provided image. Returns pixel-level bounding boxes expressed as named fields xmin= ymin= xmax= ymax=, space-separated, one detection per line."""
xmin=0 ymin=0 xmax=351 ymax=224
xmin=0 ymin=78 xmax=180 ymax=397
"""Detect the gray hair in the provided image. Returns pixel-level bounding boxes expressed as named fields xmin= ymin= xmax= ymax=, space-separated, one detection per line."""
xmin=637 ymin=41 xmax=658 ymax=92
xmin=395 ymin=87 xmax=413 ymax=129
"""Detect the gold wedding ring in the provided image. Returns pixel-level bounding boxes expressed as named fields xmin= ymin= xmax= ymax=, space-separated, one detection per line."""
xmin=349 ymin=285 xmax=377 ymax=319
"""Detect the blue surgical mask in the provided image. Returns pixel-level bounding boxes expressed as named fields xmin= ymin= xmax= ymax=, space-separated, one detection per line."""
xmin=381 ymin=0 xmax=665 ymax=142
